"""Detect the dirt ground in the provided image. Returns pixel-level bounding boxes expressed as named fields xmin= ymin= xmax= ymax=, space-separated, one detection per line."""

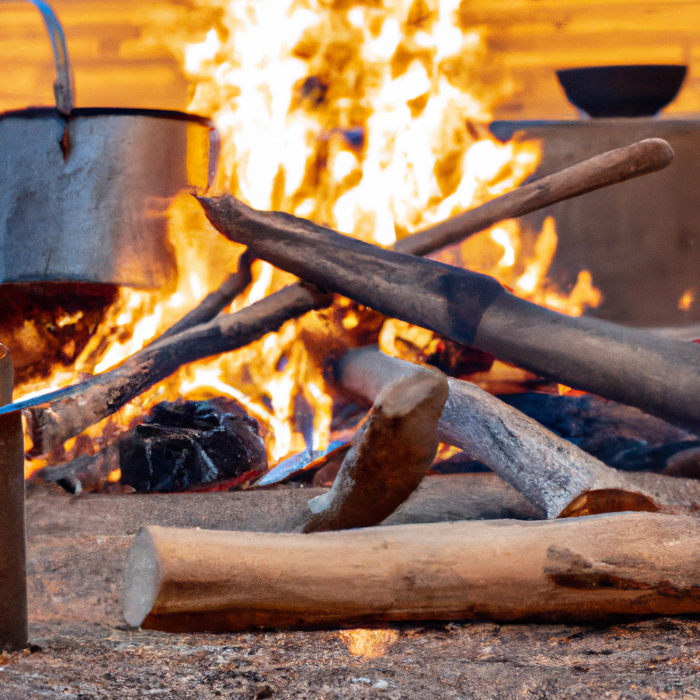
xmin=2 ymin=483 xmax=700 ymax=699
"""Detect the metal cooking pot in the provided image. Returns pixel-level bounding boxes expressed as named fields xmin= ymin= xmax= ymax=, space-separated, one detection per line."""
xmin=0 ymin=0 xmax=220 ymax=288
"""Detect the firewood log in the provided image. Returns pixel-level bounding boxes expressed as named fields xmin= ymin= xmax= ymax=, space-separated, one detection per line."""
xmin=123 ymin=511 xmax=700 ymax=632
xmin=339 ymin=348 xmax=700 ymax=518
xmin=23 ymin=284 xmax=331 ymax=456
xmin=7 ymin=139 xmax=673 ymax=455
xmin=394 ymin=137 xmax=673 ymax=256
xmin=0 ymin=346 xmax=27 ymax=650
xmin=159 ymin=248 xmax=255 ymax=340
xmin=300 ymin=366 xmax=448 ymax=533
xmin=199 ymin=187 xmax=700 ymax=435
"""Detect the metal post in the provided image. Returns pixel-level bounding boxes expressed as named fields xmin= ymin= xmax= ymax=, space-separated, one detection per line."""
xmin=0 ymin=345 xmax=27 ymax=650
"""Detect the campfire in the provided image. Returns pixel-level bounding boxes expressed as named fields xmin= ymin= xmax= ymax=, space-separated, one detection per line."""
xmin=4 ymin=0 xmax=700 ymax=654
xmin=8 ymin=0 xmax=611 ymax=492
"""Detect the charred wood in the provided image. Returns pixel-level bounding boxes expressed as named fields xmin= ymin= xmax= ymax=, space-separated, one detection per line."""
xmin=159 ymin=248 xmax=255 ymax=340
xmin=33 ymin=399 xmax=268 ymax=495
xmin=22 ymin=284 xmax=330 ymax=456
xmin=500 ymin=393 xmax=698 ymax=472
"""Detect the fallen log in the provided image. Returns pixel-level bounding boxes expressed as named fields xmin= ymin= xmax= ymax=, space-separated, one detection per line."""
xmin=301 ymin=366 xmax=448 ymax=533
xmin=199 ymin=187 xmax=700 ymax=435
xmin=23 ymin=284 xmax=331 ymax=456
xmin=123 ymin=511 xmax=700 ymax=632
xmin=8 ymin=139 xmax=673 ymax=455
xmin=0 ymin=346 xmax=27 ymax=650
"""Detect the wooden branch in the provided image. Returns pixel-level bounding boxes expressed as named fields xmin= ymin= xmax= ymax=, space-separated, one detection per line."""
xmin=340 ymin=348 xmax=700 ymax=518
xmin=23 ymin=285 xmax=330 ymax=456
xmin=123 ymin=511 xmax=700 ymax=632
xmin=159 ymin=248 xmax=255 ymax=341
xmin=199 ymin=187 xmax=700 ymax=435
xmin=0 ymin=346 xmax=27 ymax=650
xmin=395 ymin=138 xmax=673 ymax=256
xmin=300 ymin=367 xmax=448 ymax=533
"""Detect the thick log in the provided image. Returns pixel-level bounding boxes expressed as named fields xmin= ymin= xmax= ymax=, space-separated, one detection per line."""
xmin=123 ymin=511 xmax=700 ymax=632
xmin=0 ymin=346 xmax=27 ymax=650
xmin=301 ymin=367 xmax=448 ymax=533
xmin=21 ymin=284 xmax=330 ymax=456
xmin=7 ymin=140 xmax=670 ymax=456
xmin=199 ymin=190 xmax=700 ymax=435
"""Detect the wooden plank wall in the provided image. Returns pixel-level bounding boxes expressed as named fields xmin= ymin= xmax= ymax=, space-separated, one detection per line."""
xmin=0 ymin=0 xmax=698 ymax=119
xmin=462 ymin=0 xmax=700 ymax=119
xmin=0 ymin=0 xmax=216 ymax=113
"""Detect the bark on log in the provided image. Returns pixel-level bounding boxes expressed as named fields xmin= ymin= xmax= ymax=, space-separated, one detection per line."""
xmin=300 ymin=367 xmax=448 ymax=533
xmin=21 ymin=285 xmax=330 ymax=456
xmin=339 ymin=348 xmax=700 ymax=518
xmin=123 ymin=511 xmax=700 ymax=632
xmin=8 ymin=140 xmax=670 ymax=456
xmin=199 ymin=191 xmax=700 ymax=435
xmin=0 ymin=346 xmax=27 ymax=650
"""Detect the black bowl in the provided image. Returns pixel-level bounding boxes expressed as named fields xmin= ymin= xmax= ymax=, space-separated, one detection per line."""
xmin=556 ymin=65 xmax=687 ymax=118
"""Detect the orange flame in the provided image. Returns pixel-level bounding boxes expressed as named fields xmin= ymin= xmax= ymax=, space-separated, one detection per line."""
xmin=20 ymin=0 xmax=601 ymax=478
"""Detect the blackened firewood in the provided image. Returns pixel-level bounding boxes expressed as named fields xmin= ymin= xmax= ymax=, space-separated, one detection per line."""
xmin=17 ymin=284 xmax=330 ymax=456
xmin=36 ymin=399 xmax=267 ymax=495
xmin=119 ymin=399 xmax=266 ymax=493
xmin=500 ymin=393 xmax=699 ymax=472
xmin=159 ymin=249 xmax=255 ymax=340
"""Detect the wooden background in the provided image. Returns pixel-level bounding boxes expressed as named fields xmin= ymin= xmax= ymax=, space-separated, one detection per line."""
xmin=1 ymin=0 xmax=699 ymax=119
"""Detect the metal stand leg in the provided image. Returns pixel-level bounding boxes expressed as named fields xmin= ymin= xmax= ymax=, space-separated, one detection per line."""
xmin=0 ymin=346 xmax=27 ymax=650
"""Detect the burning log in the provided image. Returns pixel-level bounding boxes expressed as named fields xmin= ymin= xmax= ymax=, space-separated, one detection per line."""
xmin=340 ymin=348 xmax=664 ymax=518
xmin=158 ymin=248 xmax=255 ymax=341
xmin=299 ymin=366 xmax=448 ymax=533
xmin=199 ymin=181 xmax=700 ymax=435
xmin=0 ymin=346 xmax=27 ymax=650
xmin=123 ymin=511 xmax=700 ymax=632
xmin=22 ymin=283 xmax=330 ymax=456
xmin=10 ymin=138 xmax=673 ymax=456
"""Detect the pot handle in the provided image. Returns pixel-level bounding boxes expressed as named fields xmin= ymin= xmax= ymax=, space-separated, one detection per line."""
xmin=3 ymin=0 xmax=74 ymax=113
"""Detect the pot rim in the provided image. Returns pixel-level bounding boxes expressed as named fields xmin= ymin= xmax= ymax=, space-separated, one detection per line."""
xmin=0 ymin=106 xmax=216 ymax=129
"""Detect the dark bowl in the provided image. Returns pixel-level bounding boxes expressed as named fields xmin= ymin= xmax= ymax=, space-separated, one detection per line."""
xmin=556 ymin=65 xmax=687 ymax=118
